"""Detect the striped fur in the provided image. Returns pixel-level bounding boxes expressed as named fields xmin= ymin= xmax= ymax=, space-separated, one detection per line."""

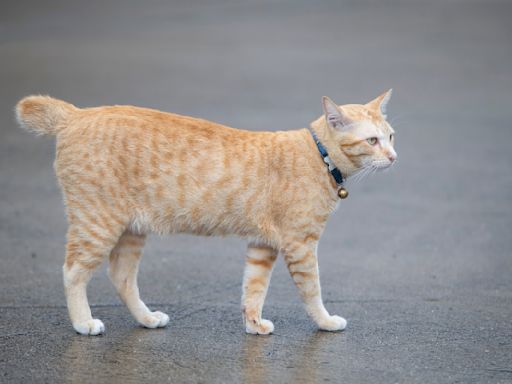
xmin=15 ymin=90 xmax=396 ymax=335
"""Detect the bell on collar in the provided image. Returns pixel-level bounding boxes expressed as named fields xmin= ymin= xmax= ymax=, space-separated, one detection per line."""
xmin=338 ymin=187 xmax=349 ymax=199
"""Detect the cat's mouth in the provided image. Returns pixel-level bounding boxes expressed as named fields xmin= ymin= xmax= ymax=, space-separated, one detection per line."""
xmin=372 ymin=159 xmax=395 ymax=170
xmin=348 ymin=160 xmax=394 ymax=182
xmin=350 ymin=160 xmax=395 ymax=181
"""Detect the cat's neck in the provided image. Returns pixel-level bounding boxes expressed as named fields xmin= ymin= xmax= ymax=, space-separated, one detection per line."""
xmin=268 ymin=129 xmax=339 ymax=205
xmin=306 ymin=123 xmax=359 ymax=180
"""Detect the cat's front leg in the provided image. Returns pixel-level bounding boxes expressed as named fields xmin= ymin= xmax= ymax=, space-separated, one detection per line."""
xmin=242 ymin=243 xmax=278 ymax=335
xmin=283 ymin=240 xmax=347 ymax=332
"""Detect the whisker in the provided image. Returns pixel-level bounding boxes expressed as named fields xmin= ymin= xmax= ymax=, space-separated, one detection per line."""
xmin=348 ymin=168 xmax=364 ymax=183
xmin=351 ymin=165 xmax=372 ymax=183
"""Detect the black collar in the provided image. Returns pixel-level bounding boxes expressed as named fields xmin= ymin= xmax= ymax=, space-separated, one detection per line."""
xmin=308 ymin=127 xmax=344 ymax=186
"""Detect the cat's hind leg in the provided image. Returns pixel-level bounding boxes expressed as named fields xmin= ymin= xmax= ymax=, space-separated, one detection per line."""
xmin=63 ymin=222 xmax=125 ymax=335
xmin=108 ymin=231 xmax=169 ymax=329
xmin=242 ymin=243 xmax=278 ymax=335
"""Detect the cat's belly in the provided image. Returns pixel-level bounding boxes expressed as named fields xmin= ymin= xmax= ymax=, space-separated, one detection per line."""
xmin=130 ymin=202 xmax=264 ymax=239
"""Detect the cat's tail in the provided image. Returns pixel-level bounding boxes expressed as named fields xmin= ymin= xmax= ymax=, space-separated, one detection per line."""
xmin=15 ymin=95 xmax=78 ymax=136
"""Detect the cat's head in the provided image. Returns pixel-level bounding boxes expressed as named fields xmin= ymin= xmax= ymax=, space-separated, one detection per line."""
xmin=310 ymin=90 xmax=397 ymax=179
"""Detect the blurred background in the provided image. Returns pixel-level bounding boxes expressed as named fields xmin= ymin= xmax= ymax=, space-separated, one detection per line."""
xmin=1 ymin=1 xmax=511 ymax=382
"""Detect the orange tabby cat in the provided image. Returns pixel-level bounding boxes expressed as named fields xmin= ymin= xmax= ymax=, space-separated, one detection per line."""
xmin=15 ymin=91 xmax=396 ymax=335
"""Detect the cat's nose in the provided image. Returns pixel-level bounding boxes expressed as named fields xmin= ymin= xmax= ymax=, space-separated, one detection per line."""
xmin=387 ymin=152 xmax=397 ymax=162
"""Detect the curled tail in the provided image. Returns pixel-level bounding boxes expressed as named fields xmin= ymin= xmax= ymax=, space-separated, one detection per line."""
xmin=15 ymin=95 xmax=78 ymax=135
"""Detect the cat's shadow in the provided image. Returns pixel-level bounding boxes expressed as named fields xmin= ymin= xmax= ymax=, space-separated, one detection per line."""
xmin=62 ymin=327 xmax=170 ymax=383
xmin=62 ymin=326 xmax=339 ymax=382
xmin=241 ymin=330 xmax=338 ymax=383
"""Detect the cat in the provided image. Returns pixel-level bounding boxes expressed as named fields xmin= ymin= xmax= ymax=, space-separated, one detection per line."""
xmin=15 ymin=90 xmax=396 ymax=336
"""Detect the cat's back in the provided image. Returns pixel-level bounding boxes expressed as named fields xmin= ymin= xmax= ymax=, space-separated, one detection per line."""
xmin=65 ymin=103 xmax=249 ymax=143
xmin=16 ymin=95 xmax=269 ymax=152
xmin=53 ymin=101 xmax=271 ymax=173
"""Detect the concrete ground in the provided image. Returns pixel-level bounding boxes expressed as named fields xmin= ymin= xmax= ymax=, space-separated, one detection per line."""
xmin=1 ymin=1 xmax=511 ymax=383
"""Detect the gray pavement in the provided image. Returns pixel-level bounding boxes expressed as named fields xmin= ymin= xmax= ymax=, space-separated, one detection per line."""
xmin=1 ymin=1 xmax=512 ymax=383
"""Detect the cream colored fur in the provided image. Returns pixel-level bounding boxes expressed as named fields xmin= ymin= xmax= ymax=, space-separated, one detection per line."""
xmin=15 ymin=90 xmax=396 ymax=335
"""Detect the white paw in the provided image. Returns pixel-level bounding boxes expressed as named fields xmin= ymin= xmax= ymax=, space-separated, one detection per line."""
xmin=141 ymin=311 xmax=170 ymax=329
xmin=317 ymin=315 xmax=347 ymax=332
xmin=73 ymin=319 xmax=105 ymax=336
xmin=245 ymin=318 xmax=274 ymax=335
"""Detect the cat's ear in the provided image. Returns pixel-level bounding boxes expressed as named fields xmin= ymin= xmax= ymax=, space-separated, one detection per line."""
xmin=322 ymin=96 xmax=352 ymax=130
xmin=366 ymin=89 xmax=392 ymax=118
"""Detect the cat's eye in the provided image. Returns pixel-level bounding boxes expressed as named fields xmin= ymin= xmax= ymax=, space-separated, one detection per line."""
xmin=390 ymin=134 xmax=394 ymax=141
xmin=367 ymin=137 xmax=378 ymax=146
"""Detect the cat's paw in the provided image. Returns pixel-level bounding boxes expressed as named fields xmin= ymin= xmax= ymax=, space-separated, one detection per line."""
xmin=141 ymin=311 xmax=170 ymax=329
xmin=245 ymin=318 xmax=274 ymax=335
xmin=73 ymin=319 xmax=105 ymax=336
xmin=317 ymin=315 xmax=347 ymax=332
